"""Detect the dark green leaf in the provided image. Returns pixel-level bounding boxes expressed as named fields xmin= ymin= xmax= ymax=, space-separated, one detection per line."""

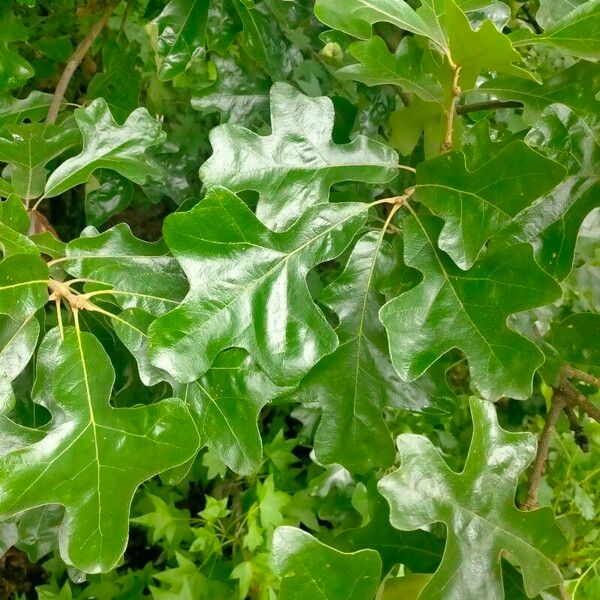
xmin=84 ymin=170 xmax=134 ymax=227
xmin=415 ymin=141 xmax=566 ymax=269
xmin=88 ymin=38 xmax=142 ymax=121
xmin=292 ymin=232 xmax=446 ymax=473
xmin=231 ymin=0 xmax=301 ymax=81
xmin=494 ymin=104 xmax=599 ymax=279
xmin=273 ymin=526 xmax=381 ymax=600
xmin=148 ymin=187 xmax=368 ymax=385
xmin=176 ymin=349 xmax=291 ymax=475
xmin=63 ymin=223 xmax=189 ymax=316
xmin=190 ymin=55 xmax=270 ymax=125
xmin=154 ymin=0 xmax=210 ymax=81
xmin=0 ymin=7 xmax=33 ymax=91
xmin=0 ymin=327 xmax=199 ymax=573
xmin=380 ymin=213 xmax=561 ymax=400
xmin=336 ymin=482 xmax=444 ymax=574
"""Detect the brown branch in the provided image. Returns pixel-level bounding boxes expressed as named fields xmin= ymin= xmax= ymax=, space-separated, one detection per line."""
xmin=456 ymin=100 xmax=523 ymax=115
xmin=47 ymin=2 xmax=116 ymax=123
xmin=574 ymin=394 xmax=600 ymax=422
xmin=563 ymin=365 xmax=600 ymax=389
xmin=560 ymin=378 xmax=600 ymax=423
xmin=522 ymin=390 xmax=566 ymax=511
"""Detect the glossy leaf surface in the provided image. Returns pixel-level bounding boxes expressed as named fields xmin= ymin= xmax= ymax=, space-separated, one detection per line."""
xmin=63 ymin=223 xmax=188 ymax=316
xmin=200 ymin=83 xmax=397 ymax=230
xmin=44 ymin=99 xmax=166 ymax=198
xmin=2 ymin=1 xmax=598 ymax=593
xmin=154 ymin=0 xmax=210 ymax=81
xmin=292 ymin=232 xmax=445 ymax=472
xmin=190 ymin=55 xmax=270 ymax=125
xmin=0 ymin=314 xmax=38 ymax=389
xmin=378 ymin=397 xmax=566 ymax=600
xmin=315 ymin=0 xmax=530 ymax=86
xmin=495 ymin=104 xmax=599 ymax=279
xmin=380 ymin=214 xmax=561 ymax=400
xmin=177 ymin=349 xmax=291 ymax=475
xmin=0 ymin=254 xmax=48 ymax=321
xmin=273 ymin=526 xmax=381 ymax=600
xmin=336 ymin=483 xmax=444 ymax=574
xmin=0 ymin=328 xmax=199 ymax=573
xmin=148 ymin=188 xmax=368 ymax=385
xmin=415 ymin=142 xmax=566 ymax=269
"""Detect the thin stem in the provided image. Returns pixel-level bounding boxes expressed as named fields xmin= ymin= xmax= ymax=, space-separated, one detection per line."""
xmin=55 ymin=298 xmax=64 ymax=340
xmin=73 ymin=306 xmax=81 ymax=334
xmin=31 ymin=196 xmax=46 ymax=211
xmin=368 ymin=188 xmax=415 ymax=208
xmin=456 ymin=100 xmax=523 ymax=115
xmin=85 ymin=303 xmax=145 ymax=335
xmin=64 ymin=278 xmax=99 ymax=287
xmin=581 ymin=463 xmax=600 ymax=485
xmin=522 ymin=390 xmax=566 ymax=511
xmin=563 ymin=366 xmax=600 ymax=388
xmin=441 ymin=55 xmax=461 ymax=153
xmin=371 ymin=217 xmax=400 ymax=233
xmin=47 ymin=256 xmax=70 ymax=267
xmin=380 ymin=197 xmax=406 ymax=234
xmin=47 ymin=2 xmax=116 ymax=123
xmin=572 ymin=556 xmax=600 ymax=599
xmin=81 ymin=288 xmax=178 ymax=304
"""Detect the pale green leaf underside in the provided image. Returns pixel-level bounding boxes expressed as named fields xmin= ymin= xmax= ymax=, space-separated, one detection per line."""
xmin=44 ymin=98 xmax=166 ymax=198
xmin=199 ymin=82 xmax=398 ymax=230
xmin=378 ymin=397 xmax=565 ymax=600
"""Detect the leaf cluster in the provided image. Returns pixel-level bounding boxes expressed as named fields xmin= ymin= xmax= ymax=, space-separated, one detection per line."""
xmin=0 ymin=0 xmax=599 ymax=598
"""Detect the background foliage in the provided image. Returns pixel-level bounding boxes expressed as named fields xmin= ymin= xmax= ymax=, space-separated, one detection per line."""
xmin=0 ymin=0 xmax=599 ymax=598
